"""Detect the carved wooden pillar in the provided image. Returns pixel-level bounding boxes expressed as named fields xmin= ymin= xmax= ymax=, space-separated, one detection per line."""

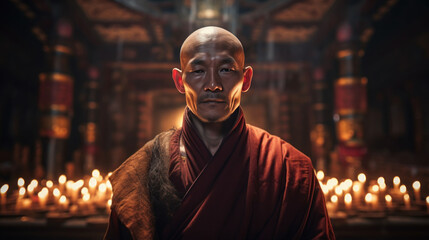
xmin=82 ymin=67 xmax=100 ymax=174
xmin=334 ymin=23 xmax=367 ymax=178
xmin=310 ymin=67 xmax=332 ymax=172
xmin=37 ymin=18 xmax=74 ymax=179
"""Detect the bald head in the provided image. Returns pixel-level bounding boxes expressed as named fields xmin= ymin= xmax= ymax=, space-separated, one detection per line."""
xmin=180 ymin=26 xmax=245 ymax=69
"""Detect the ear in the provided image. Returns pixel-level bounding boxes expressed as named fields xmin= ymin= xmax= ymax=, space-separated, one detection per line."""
xmin=172 ymin=68 xmax=185 ymax=94
xmin=242 ymin=66 xmax=253 ymax=92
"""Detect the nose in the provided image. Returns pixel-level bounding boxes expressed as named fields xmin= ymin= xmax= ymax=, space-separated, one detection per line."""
xmin=203 ymin=69 xmax=223 ymax=92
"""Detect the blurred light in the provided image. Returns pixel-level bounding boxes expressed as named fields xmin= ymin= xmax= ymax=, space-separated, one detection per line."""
xmin=358 ymin=173 xmax=366 ymax=183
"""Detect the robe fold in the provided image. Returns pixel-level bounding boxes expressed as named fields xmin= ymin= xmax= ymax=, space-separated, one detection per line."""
xmin=105 ymin=107 xmax=335 ymax=240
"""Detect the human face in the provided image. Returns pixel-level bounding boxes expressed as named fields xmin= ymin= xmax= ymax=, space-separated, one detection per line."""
xmin=175 ymin=43 xmax=251 ymax=123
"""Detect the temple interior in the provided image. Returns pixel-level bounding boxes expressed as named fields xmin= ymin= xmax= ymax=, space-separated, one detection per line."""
xmin=1 ymin=0 xmax=429 ymax=239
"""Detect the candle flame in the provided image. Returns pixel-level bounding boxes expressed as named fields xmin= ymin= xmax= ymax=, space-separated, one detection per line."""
xmin=99 ymin=183 xmax=107 ymax=193
xmin=404 ymin=193 xmax=410 ymax=201
xmin=385 ymin=194 xmax=392 ymax=202
xmin=352 ymin=182 xmax=360 ymax=192
xmin=19 ymin=187 xmax=26 ymax=196
xmin=59 ymin=195 xmax=67 ymax=203
xmin=17 ymin=178 xmax=25 ymax=187
xmin=81 ymin=187 xmax=89 ymax=195
xmin=412 ymin=181 xmax=421 ymax=190
xmin=358 ymin=173 xmax=366 ymax=183
xmin=46 ymin=180 xmax=53 ymax=188
xmin=393 ymin=176 xmax=400 ymax=185
xmin=399 ymin=185 xmax=407 ymax=194
xmin=89 ymin=177 xmax=97 ymax=188
xmin=365 ymin=193 xmax=373 ymax=203
xmin=344 ymin=193 xmax=352 ymax=203
xmin=334 ymin=186 xmax=343 ymax=196
xmin=426 ymin=196 xmax=429 ymax=204
xmin=83 ymin=193 xmax=90 ymax=202
xmin=1 ymin=184 xmax=9 ymax=194
xmin=92 ymin=169 xmax=100 ymax=178
xmin=53 ymin=188 xmax=61 ymax=197
xmin=316 ymin=170 xmax=324 ymax=181
xmin=377 ymin=177 xmax=385 ymax=185
xmin=30 ymin=179 xmax=38 ymax=188
xmin=372 ymin=185 xmax=380 ymax=193
xmin=330 ymin=195 xmax=338 ymax=203
xmin=59 ymin=175 xmax=67 ymax=184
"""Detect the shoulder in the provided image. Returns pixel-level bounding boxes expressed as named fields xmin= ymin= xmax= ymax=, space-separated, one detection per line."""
xmin=247 ymin=124 xmax=314 ymax=187
xmin=247 ymin=124 xmax=311 ymax=163
xmin=109 ymin=129 xmax=176 ymax=187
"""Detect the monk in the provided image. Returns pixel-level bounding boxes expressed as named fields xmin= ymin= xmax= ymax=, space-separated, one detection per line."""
xmin=104 ymin=26 xmax=335 ymax=240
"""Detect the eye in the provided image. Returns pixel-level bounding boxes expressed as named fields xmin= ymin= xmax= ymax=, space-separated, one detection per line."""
xmin=220 ymin=68 xmax=234 ymax=73
xmin=192 ymin=69 xmax=204 ymax=74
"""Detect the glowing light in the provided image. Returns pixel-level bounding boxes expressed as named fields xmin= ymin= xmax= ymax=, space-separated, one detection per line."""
xmin=426 ymin=196 xmax=429 ymax=204
xmin=106 ymin=180 xmax=112 ymax=190
xmin=321 ymin=184 xmax=329 ymax=195
xmin=385 ymin=194 xmax=392 ymax=202
xmin=92 ymin=169 xmax=100 ymax=178
xmin=59 ymin=175 xmax=67 ymax=184
xmin=379 ymin=182 xmax=386 ymax=191
xmin=377 ymin=177 xmax=385 ymax=186
xmin=59 ymin=195 xmax=67 ymax=203
xmin=81 ymin=187 xmax=89 ymax=195
xmin=19 ymin=187 xmax=26 ymax=196
xmin=1 ymin=184 xmax=9 ymax=194
xmin=46 ymin=180 xmax=53 ymax=188
xmin=399 ymin=185 xmax=407 ymax=194
xmin=372 ymin=185 xmax=380 ymax=193
xmin=344 ymin=179 xmax=353 ymax=190
xmin=393 ymin=176 xmax=400 ymax=186
xmin=352 ymin=182 xmax=360 ymax=192
xmin=107 ymin=199 xmax=112 ymax=207
xmin=316 ymin=170 xmax=325 ymax=181
xmin=412 ymin=181 xmax=421 ymax=190
xmin=344 ymin=193 xmax=352 ymax=204
xmin=53 ymin=188 xmax=61 ymax=197
xmin=365 ymin=193 xmax=373 ymax=203
xmin=83 ymin=194 xmax=90 ymax=202
xmin=404 ymin=193 xmax=410 ymax=201
xmin=89 ymin=177 xmax=97 ymax=188
xmin=334 ymin=186 xmax=343 ymax=196
xmin=17 ymin=178 xmax=25 ymax=187
xmin=98 ymin=183 xmax=107 ymax=193
xmin=30 ymin=179 xmax=38 ymax=188
xmin=330 ymin=195 xmax=338 ymax=203
xmin=358 ymin=173 xmax=366 ymax=183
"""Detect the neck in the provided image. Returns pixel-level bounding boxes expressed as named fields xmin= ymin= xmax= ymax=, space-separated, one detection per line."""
xmin=189 ymin=112 xmax=237 ymax=156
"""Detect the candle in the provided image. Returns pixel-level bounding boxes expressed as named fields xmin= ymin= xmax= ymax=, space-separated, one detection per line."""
xmin=46 ymin=180 xmax=53 ymax=189
xmin=38 ymin=188 xmax=49 ymax=208
xmin=404 ymin=193 xmax=411 ymax=209
xmin=358 ymin=173 xmax=366 ymax=184
xmin=1 ymin=184 xmax=9 ymax=209
xmin=344 ymin=193 xmax=352 ymax=210
xmin=365 ymin=193 xmax=373 ymax=209
xmin=59 ymin=175 xmax=67 ymax=192
xmin=16 ymin=187 xmax=26 ymax=211
xmin=399 ymin=185 xmax=407 ymax=194
xmin=377 ymin=177 xmax=385 ymax=186
xmin=344 ymin=179 xmax=353 ymax=192
xmin=53 ymin=188 xmax=61 ymax=205
xmin=17 ymin=178 xmax=25 ymax=188
xmin=316 ymin=170 xmax=325 ymax=181
xmin=393 ymin=176 xmax=400 ymax=190
xmin=330 ymin=195 xmax=338 ymax=211
xmin=334 ymin=186 xmax=343 ymax=196
xmin=385 ymin=194 xmax=393 ymax=209
xmin=89 ymin=177 xmax=97 ymax=196
xmin=352 ymin=181 xmax=362 ymax=205
xmin=412 ymin=181 xmax=421 ymax=201
xmin=59 ymin=195 xmax=69 ymax=210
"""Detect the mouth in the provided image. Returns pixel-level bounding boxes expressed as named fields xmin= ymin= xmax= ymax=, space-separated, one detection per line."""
xmin=201 ymin=98 xmax=226 ymax=103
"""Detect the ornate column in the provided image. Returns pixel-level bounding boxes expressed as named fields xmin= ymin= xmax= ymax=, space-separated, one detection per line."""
xmin=310 ymin=67 xmax=332 ymax=172
xmin=37 ymin=18 xmax=74 ymax=179
xmin=82 ymin=67 xmax=100 ymax=174
xmin=334 ymin=23 xmax=367 ymax=178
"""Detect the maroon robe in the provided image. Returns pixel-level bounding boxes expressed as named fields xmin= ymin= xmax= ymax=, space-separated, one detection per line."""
xmin=104 ymin=107 xmax=334 ymax=239
xmin=164 ymin=108 xmax=334 ymax=239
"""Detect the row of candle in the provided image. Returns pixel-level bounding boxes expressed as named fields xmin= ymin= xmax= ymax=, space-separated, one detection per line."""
xmin=0 ymin=169 xmax=113 ymax=214
xmin=316 ymin=171 xmax=429 ymax=213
